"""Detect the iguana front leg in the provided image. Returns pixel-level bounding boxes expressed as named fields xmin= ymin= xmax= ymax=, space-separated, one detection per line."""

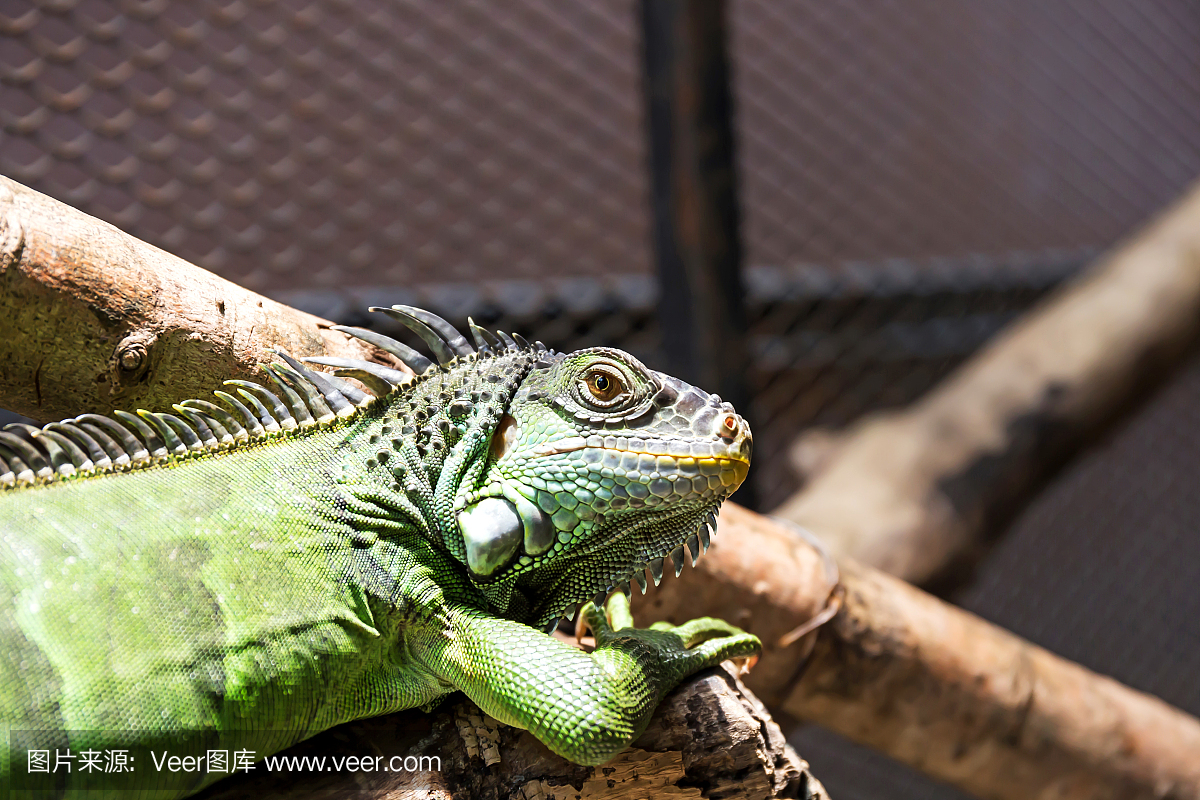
xmin=415 ymin=592 xmax=760 ymax=765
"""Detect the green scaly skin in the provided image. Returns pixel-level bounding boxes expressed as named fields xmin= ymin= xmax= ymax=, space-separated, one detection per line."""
xmin=0 ymin=311 xmax=758 ymax=797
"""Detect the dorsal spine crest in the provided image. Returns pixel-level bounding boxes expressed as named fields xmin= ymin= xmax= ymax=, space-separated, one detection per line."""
xmin=0 ymin=307 xmax=543 ymax=490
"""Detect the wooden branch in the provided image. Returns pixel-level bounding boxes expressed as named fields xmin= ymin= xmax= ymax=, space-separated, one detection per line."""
xmin=771 ymin=179 xmax=1200 ymax=586
xmin=0 ymin=176 xmax=397 ymax=422
xmin=194 ymin=664 xmax=829 ymax=800
xmin=635 ymin=503 xmax=1200 ymax=800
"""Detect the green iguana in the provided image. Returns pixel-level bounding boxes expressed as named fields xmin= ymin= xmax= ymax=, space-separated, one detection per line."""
xmin=0 ymin=305 xmax=758 ymax=797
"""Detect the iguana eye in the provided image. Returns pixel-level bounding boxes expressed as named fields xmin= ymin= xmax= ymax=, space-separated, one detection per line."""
xmin=563 ymin=351 xmax=653 ymax=419
xmin=581 ymin=367 xmax=627 ymax=407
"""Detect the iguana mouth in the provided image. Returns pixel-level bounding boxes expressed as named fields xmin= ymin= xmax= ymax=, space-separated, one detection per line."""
xmin=535 ymin=438 xmax=748 ymax=477
xmin=534 ymin=439 xmax=750 ymax=478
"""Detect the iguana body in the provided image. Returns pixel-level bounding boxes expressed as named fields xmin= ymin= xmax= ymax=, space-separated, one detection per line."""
xmin=0 ymin=306 xmax=757 ymax=797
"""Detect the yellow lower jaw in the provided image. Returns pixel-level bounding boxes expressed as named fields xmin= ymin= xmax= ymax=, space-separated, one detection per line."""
xmin=558 ymin=448 xmax=751 ymax=493
xmin=695 ymin=457 xmax=750 ymax=490
xmin=729 ymin=459 xmax=749 ymax=488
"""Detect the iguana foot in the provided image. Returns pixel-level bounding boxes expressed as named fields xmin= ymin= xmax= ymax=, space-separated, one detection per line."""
xmin=579 ymin=589 xmax=761 ymax=677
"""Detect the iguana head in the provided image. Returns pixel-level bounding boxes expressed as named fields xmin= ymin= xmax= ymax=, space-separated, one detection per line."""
xmin=333 ymin=307 xmax=751 ymax=629
xmin=451 ymin=346 xmax=751 ymax=628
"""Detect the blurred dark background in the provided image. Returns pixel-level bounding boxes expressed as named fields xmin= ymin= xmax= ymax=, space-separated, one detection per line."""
xmin=4 ymin=2 xmax=1200 ymax=797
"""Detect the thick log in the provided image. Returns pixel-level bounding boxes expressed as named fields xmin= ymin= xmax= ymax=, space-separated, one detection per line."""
xmin=635 ymin=503 xmax=1200 ymax=800
xmin=0 ymin=176 xmax=395 ymax=422
xmin=772 ymin=179 xmax=1200 ymax=586
xmin=193 ymin=664 xmax=829 ymax=800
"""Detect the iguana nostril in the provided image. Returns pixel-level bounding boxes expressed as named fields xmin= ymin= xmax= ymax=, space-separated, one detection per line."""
xmin=718 ymin=415 xmax=739 ymax=440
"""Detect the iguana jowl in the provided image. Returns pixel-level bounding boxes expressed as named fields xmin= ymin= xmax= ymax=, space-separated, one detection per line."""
xmin=0 ymin=305 xmax=758 ymax=797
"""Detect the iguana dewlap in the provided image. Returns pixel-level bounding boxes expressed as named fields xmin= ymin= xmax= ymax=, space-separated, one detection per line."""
xmin=0 ymin=305 xmax=758 ymax=798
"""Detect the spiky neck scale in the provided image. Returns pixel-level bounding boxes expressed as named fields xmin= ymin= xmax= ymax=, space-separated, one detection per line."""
xmin=334 ymin=345 xmax=541 ymax=561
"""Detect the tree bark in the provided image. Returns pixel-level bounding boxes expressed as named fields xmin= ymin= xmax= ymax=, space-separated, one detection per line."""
xmin=772 ymin=178 xmax=1200 ymax=587
xmin=0 ymin=176 xmax=398 ymax=423
xmin=194 ymin=664 xmax=830 ymax=800
xmin=635 ymin=503 xmax=1200 ymax=800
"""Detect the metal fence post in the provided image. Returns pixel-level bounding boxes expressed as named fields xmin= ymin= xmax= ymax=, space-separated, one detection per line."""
xmin=641 ymin=0 xmax=757 ymax=507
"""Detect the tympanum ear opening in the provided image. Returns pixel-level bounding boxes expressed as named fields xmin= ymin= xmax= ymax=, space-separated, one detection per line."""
xmin=490 ymin=414 xmax=517 ymax=462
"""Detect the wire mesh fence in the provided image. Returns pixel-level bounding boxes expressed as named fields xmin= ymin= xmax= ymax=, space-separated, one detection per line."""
xmin=1 ymin=0 xmax=650 ymax=289
xmin=4 ymin=1 xmax=1200 ymax=798
xmin=733 ymin=1 xmax=1200 ymax=267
